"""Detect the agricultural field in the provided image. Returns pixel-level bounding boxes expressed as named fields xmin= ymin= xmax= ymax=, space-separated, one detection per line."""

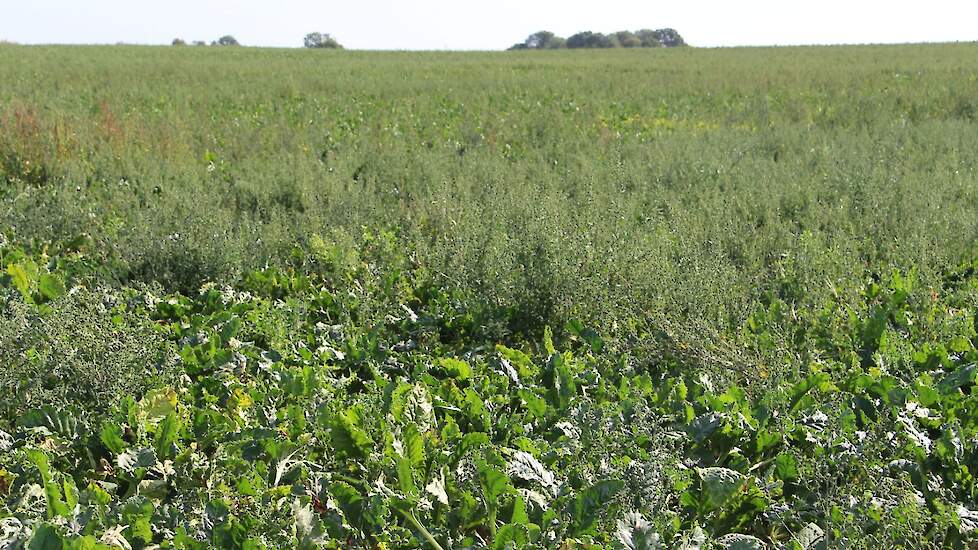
xmin=2 ymin=42 xmax=978 ymax=548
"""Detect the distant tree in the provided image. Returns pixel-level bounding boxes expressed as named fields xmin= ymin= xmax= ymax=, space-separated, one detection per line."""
xmin=635 ymin=29 xmax=661 ymax=47
xmin=213 ymin=35 xmax=240 ymax=46
xmin=527 ymin=31 xmax=565 ymax=49
xmin=509 ymin=31 xmax=566 ymax=50
xmin=614 ymin=31 xmax=641 ymax=48
xmin=303 ymin=32 xmax=342 ymax=49
xmin=172 ymin=38 xmax=186 ymax=46
xmin=509 ymin=27 xmax=685 ymax=50
xmin=652 ymin=28 xmax=685 ymax=47
xmin=192 ymin=40 xmax=207 ymax=46
xmin=566 ymin=31 xmax=616 ymax=49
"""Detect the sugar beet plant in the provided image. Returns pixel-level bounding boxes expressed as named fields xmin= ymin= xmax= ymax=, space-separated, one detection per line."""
xmin=2 ymin=42 xmax=978 ymax=548
xmin=2 ymin=235 xmax=978 ymax=548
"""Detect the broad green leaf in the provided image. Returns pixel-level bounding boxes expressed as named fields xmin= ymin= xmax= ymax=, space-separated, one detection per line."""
xmin=518 ymin=389 xmax=548 ymax=418
xmin=140 ymin=388 xmax=178 ymax=421
xmin=510 ymin=493 xmax=529 ymax=525
xmin=293 ymin=498 xmax=325 ymax=549
xmin=938 ymin=364 xmax=976 ymax=393
xmin=554 ymin=358 xmax=577 ymax=410
xmin=478 ymin=464 xmax=510 ymax=509
xmin=391 ymin=383 xmax=435 ymax=432
xmin=714 ymin=534 xmax=766 ymax=549
xmin=26 ymin=450 xmax=70 ymax=519
xmin=567 ymin=479 xmax=625 ymax=535
xmin=28 ymin=524 xmax=64 ymax=550
xmin=403 ymin=423 xmax=425 ymax=467
xmin=425 ymin=468 xmax=449 ymax=506
xmin=396 ymin=456 xmax=418 ymax=496
xmin=37 ymin=274 xmax=65 ymax=301
xmin=330 ymin=481 xmax=365 ymax=527
xmin=7 ymin=261 xmax=36 ymax=297
xmin=439 ymin=357 xmax=472 ymax=380
xmin=698 ymin=467 xmax=746 ymax=511
xmin=155 ymin=413 xmax=181 ymax=458
xmin=138 ymin=479 xmax=169 ymax=500
xmin=774 ymin=454 xmax=798 ymax=482
xmin=19 ymin=407 xmax=83 ymax=440
xmin=565 ymin=319 xmax=604 ymax=353
xmin=99 ymin=423 xmax=127 ymax=455
xmin=329 ymin=407 xmax=374 ymax=458
xmin=615 ymin=511 xmax=661 ymax=550
xmin=492 ymin=523 xmax=529 ymax=550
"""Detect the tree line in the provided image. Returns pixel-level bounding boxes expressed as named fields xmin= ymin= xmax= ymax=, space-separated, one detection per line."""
xmin=172 ymin=33 xmax=343 ymax=48
xmin=508 ymin=28 xmax=685 ymax=50
xmin=170 ymin=29 xmax=686 ymax=50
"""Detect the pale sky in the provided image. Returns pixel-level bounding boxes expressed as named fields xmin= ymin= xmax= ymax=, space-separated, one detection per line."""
xmin=1 ymin=0 xmax=975 ymax=50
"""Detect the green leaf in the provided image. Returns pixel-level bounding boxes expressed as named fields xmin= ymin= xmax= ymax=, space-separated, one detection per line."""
xmin=140 ymin=388 xmax=177 ymax=421
xmin=155 ymin=413 xmax=181 ymax=458
xmin=19 ymin=407 xmax=84 ymax=440
xmin=293 ymin=498 xmax=325 ymax=549
xmin=478 ymin=464 xmax=511 ymax=509
xmin=463 ymin=389 xmax=489 ymax=431
xmin=565 ymin=319 xmax=604 ymax=353
xmin=492 ymin=523 xmax=529 ymax=550
xmin=66 ymin=535 xmax=114 ymax=549
xmin=567 ymin=479 xmax=624 ymax=535
xmin=329 ymin=407 xmax=374 ymax=458
xmin=425 ymin=467 xmax=449 ymax=506
xmin=554 ymin=357 xmax=577 ymax=410
xmin=37 ymin=273 xmax=65 ymax=301
xmin=99 ymin=423 xmax=127 ymax=454
xmin=458 ymin=432 xmax=490 ymax=456
xmin=938 ymin=364 xmax=976 ymax=393
xmin=698 ymin=467 xmax=746 ymax=511
xmin=396 ymin=456 xmax=418 ymax=496
xmin=403 ymin=423 xmax=426 ymax=467
xmin=615 ymin=511 xmax=660 ymax=550
xmin=518 ymin=389 xmax=548 ymax=418
xmin=26 ymin=450 xmax=70 ymax=519
xmin=138 ymin=479 xmax=169 ymax=500
xmin=543 ymin=326 xmax=556 ymax=355
xmin=7 ymin=261 xmax=36 ymax=297
xmin=28 ymin=524 xmax=65 ymax=550
xmin=774 ymin=453 xmax=798 ymax=482
xmin=714 ymin=534 xmax=766 ymax=549
xmin=439 ymin=357 xmax=472 ymax=380
xmin=220 ymin=316 xmax=241 ymax=346
xmin=330 ymin=481 xmax=365 ymax=527
xmin=510 ymin=493 xmax=529 ymax=525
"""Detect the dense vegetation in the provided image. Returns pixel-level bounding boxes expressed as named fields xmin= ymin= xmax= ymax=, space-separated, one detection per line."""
xmin=508 ymin=29 xmax=684 ymax=50
xmin=2 ymin=42 xmax=978 ymax=548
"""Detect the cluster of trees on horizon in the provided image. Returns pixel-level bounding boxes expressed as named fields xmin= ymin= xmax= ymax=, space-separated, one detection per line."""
xmin=172 ymin=32 xmax=343 ymax=49
xmin=509 ymin=28 xmax=685 ymax=50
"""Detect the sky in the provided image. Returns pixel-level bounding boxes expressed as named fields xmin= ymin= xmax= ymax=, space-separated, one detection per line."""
xmin=1 ymin=0 xmax=975 ymax=50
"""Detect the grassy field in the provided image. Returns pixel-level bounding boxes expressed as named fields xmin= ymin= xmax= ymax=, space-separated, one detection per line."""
xmin=2 ymin=42 xmax=978 ymax=548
